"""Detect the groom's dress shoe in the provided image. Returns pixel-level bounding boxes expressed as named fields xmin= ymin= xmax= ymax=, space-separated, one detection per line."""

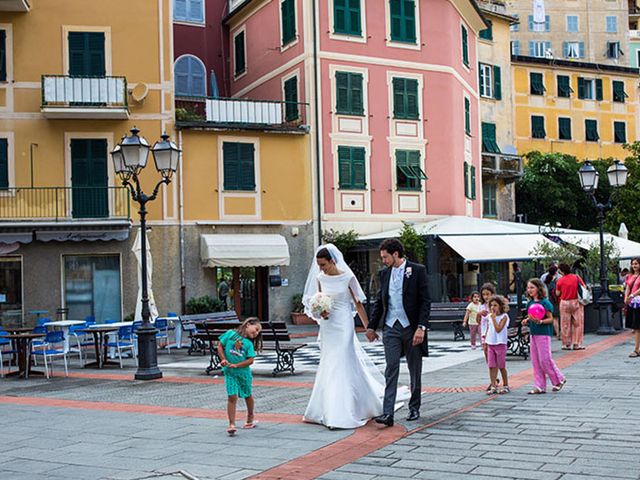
xmin=406 ymin=409 xmax=420 ymax=421
xmin=374 ymin=414 xmax=394 ymax=427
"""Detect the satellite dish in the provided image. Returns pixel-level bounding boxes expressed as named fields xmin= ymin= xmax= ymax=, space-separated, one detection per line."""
xmin=130 ymin=83 xmax=149 ymax=103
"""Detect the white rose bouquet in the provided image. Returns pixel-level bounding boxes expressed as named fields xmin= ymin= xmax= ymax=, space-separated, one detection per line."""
xmin=309 ymin=292 xmax=332 ymax=319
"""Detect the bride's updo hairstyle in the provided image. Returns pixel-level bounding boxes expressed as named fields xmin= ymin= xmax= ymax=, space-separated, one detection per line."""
xmin=316 ymin=247 xmax=334 ymax=262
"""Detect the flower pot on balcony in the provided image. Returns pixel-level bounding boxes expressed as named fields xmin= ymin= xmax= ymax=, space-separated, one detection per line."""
xmin=290 ymin=312 xmax=314 ymax=325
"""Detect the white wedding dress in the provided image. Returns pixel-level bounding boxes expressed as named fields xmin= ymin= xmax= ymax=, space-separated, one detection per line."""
xmin=303 ymin=272 xmax=387 ymax=429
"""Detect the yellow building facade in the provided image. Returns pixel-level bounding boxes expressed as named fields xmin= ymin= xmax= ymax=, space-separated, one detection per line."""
xmin=513 ymin=55 xmax=639 ymax=160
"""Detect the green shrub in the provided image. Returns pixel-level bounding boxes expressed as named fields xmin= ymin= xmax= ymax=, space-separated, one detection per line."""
xmin=291 ymin=293 xmax=304 ymax=313
xmin=186 ymin=295 xmax=227 ymax=314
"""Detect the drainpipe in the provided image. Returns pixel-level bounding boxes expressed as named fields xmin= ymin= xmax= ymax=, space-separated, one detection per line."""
xmin=29 ymin=143 xmax=38 ymax=187
xmin=311 ymin=0 xmax=322 ymax=245
xmin=178 ymin=129 xmax=186 ymax=314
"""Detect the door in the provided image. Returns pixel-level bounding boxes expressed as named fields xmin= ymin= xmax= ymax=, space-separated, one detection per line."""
xmin=0 ymin=257 xmax=22 ymax=324
xmin=68 ymin=32 xmax=105 ymax=77
xmin=71 ymin=139 xmax=108 ymax=218
xmin=230 ymin=267 xmax=268 ymax=321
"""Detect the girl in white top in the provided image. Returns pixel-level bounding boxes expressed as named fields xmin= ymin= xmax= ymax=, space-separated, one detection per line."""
xmin=485 ymin=295 xmax=510 ymax=395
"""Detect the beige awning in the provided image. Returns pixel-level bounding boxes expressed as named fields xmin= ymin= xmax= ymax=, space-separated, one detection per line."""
xmin=200 ymin=234 xmax=290 ymax=268
xmin=441 ymin=234 xmax=556 ymax=263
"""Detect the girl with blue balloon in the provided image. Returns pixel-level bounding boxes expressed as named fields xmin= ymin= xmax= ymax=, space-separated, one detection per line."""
xmin=523 ymin=278 xmax=567 ymax=395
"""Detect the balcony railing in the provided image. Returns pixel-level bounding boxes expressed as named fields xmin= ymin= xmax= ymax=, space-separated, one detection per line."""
xmin=482 ymin=153 xmax=523 ymax=180
xmin=175 ymin=96 xmax=309 ymax=131
xmin=0 ymin=187 xmax=130 ymax=222
xmin=0 ymin=0 xmax=30 ymax=12
xmin=41 ymin=75 xmax=129 ymax=119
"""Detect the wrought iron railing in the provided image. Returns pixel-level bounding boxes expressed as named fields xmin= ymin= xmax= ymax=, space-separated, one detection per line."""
xmin=41 ymin=75 xmax=128 ymax=108
xmin=0 ymin=187 xmax=130 ymax=221
xmin=175 ymin=96 xmax=309 ymax=129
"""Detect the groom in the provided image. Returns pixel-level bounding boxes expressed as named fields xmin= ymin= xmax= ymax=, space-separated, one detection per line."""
xmin=367 ymin=238 xmax=431 ymax=426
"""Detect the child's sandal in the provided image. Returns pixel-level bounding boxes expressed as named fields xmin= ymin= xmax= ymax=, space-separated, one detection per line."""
xmin=486 ymin=386 xmax=498 ymax=395
xmin=227 ymin=426 xmax=237 ymax=436
xmin=552 ymin=379 xmax=567 ymax=392
xmin=499 ymin=386 xmax=510 ymax=394
xmin=527 ymin=388 xmax=546 ymax=395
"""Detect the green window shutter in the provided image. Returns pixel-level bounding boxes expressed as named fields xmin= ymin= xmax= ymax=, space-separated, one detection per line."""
xmin=336 ymin=72 xmax=349 ymax=113
xmin=284 ymin=76 xmax=299 ymax=121
xmin=481 ymin=122 xmax=500 ymax=154
xmin=464 ymin=97 xmax=470 ymax=135
xmin=558 ymin=117 xmax=572 ymax=140
xmin=392 ymin=78 xmax=404 ymax=118
xmin=0 ymin=30 xmax=6 ymax=82
xmin=406 ymin=79 xmax=418 ymax=118
xmin=614 ymin=121 xmax=627 ymax=143
xmin=464 ymin=162 xmax=469 ymax=198
xmin=223 ymin=142 xmax=255 ymax=191
xmin=390 ymin=0 xmax=416 ymax=43
xmin=493 ymin=66 xmax=501 ymax=100
xmin=595 ymin=79 xmax=603 ymax=101
xmin=479 ymin=20 xmax=493 ymax=40
xmin=532 ymin=116 xmax=545 ymax=138
xmin=483 ymin=183 xmax=497 ymax=217
xmin=396 ymin=150 xmax=421 ymax=190
xmin=470 ymin=165 xmax=476 ymax=200
xmin=0 ymin=138 xmax=8 ymax=189
xmin=68 ymin=32 xmax=105 ymax=76
xmin=281 ymin=0 xmax=296 ymax=45
xmin=557 ymin=75 xmax=571 ymax=98
xmin=613 ymin=80 xmax=626 ymax=103
xmin=393 ymin=78 xmax=418 ymax=119
xmin=352 ymin=147 xmax=366 ymax=189
xmin=478 ymin=66 xmax=484 ymax=96
xmin=350 ymin=73 xmax=363 ymax=115
xmin=461 ymin=25 xmax=469 ymax=66
xmin=334 ymin=0 xmax=361 ymax=36
xmin=577 ymin=77 xmax=585 ymax=99
xmin=585 ymin=119 xmax=599 ymax=142
xmin=234 ymin=32 xmax=246 ymax=76
xmin=530 ymin=73 xmax=544 ymax=95
xmin=338 ymin=146 xmax=352 ymax=188
xmin=338 ymin=146 xmax=366 ymax=189
xmin=336 ymin=72 xmax=364 ymax=115
xmin=238 ymin=143 xmax=256 ymax=190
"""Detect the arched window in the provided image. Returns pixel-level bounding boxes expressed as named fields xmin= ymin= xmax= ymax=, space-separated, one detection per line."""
xmin=174 ymin=55 xmax=206 ymax=97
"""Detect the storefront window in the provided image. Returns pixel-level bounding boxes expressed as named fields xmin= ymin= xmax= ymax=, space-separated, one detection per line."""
xmin=0 ymin=257 xmax=22 ymax=322
xmin=64 ymin=255 xmax=121 ymax=322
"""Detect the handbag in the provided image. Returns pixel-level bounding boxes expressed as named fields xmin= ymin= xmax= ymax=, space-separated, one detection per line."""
xmin=577 ymin=280 xmax=592 ymax=306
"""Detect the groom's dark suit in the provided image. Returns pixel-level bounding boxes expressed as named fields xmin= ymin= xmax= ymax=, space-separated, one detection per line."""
xmin=369 ymin=260 xmax=431 ymax=416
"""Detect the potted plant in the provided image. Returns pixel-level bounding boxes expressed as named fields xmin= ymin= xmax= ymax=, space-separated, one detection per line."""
xmin=290 ymin=293 xmax=314 ymax=325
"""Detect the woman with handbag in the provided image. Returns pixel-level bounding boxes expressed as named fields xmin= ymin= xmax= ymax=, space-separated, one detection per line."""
xmin=555 ymin=263 xmax=586 ymax=350
xmin=624 ymin=258 xmax=640 ymax=357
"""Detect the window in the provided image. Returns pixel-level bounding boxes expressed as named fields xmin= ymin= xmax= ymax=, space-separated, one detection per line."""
xmin=481 ymin=123 xmax=501 ymax=154
xmin=511 ymin=41 xmax=520 ymax=56
xmin=563 ymin=42 xmax=584 ymax=59
xmin=510 ymin=15 xmax=520 ymax=32
xmin=234 ymin=31 xmax=246 ymax=76
xmin=464 ymin=163 xmax=476 ymax=199
xmin=338 ymin=146 xmax=366 ymax=189
xmin=223 ymin=142 xmax=255 ymax=191
xmin=174 ymin=0 xmax=204 ymax=23
xmin=577 ymin=77 xmax=602 ymax=100
xmin=336 ymin=71 xmax=364 ymax=115
xmin=483 ymin=183 xmax=497 ymax=217
xmin=461 ymin=25 xmax=469 ymax=67
xmin=0 ymin=258 xmax=22 ymax=316
xmin=281 ymin=0 xmax=297 ymax=46
xmin=464 ymin=97 xmax=470 ymax=135
xmin=396 ymin=150 xmax=425 ymax=190
xmin=530 ymin=72 xmax=545 ymax=95
xmin=479 ymin=20 xmax=493 ymax=41
xmin=528 ymin=15 xmax=550 ymax=31
xmin=529 ymin=41 xmax=551 ymax=58
xmin=606 ymin=16 xmax=617 ymax=33
xmin=557 ymin=75 xmax=572 ymax=97
xmin=390 ymin=0 xmax=416 ymax=43
xmin=531 ymin=116 xmax=546 ymax=139
xmin=566 ymin=15 xmax=579 ymax=32
xmin=585 ymin=120 xmax=599 ymax=142
xmin=283 ymin=76 xmax=299 ymax=121
xmin=334 ymin=0 xmax=362 ymax=36
xmin=64 ymin=255 xmax=122 ymax=323
xmin=614 ymin=121 xmax=627 ymax=143
xmin=0 ymin=30 xmax=5 ymax=82
xmin=607 ymin=41 xmax=622 ymax=59
xmin=479 ymin=64 xmax=501 ymax=100
xmin=392 ymin=77 xmax=419 ymax=119
xmin=612 ymin=80 xmax=627 ymax=103
xmin=68 ymin=32 xmax=105 ymax=76
xmin=0 ymin=138 xmax=8 ymax=189
xmin=174 ymin=56 xmax=206 ymax=96
xmin=558 ymin=117 xmax=572 ymax=140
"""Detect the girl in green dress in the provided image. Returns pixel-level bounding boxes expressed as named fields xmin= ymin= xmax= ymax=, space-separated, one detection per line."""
xmin=217 ymin=317 xmax=263 ymax=436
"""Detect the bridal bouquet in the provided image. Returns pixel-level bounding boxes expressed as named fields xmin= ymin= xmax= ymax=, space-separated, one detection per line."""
xmin=310 ymin=292 xmax=332 ymax=318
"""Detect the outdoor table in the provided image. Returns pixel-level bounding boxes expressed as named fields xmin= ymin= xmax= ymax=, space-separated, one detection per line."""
xmin=43 ymin=320 xmax=85 ymax=354
xmin=79 ymin=326 xmax=120 ymax=369
xmin=3 ymin=332 xmax=45 ymax=378
xmin=4 ymin=327 xmax=33 ymax=334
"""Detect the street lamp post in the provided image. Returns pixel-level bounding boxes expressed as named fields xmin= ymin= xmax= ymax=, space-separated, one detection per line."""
xmin=577 ymin=160 xmax=628 ymax=335
xmin=111 ymin=128 xmax=181 ymax=380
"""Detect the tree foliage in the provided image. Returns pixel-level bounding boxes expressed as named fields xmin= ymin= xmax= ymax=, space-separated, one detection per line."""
xmin=398 ymin=222 xmax=425 ymax=263
xmin=321 ymin=229 xmax=359 ymax=254
xmin=602 ymin=143 xmax=640 ymax=242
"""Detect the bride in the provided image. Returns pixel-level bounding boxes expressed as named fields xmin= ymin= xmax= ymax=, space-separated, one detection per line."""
xmin=302 ymin=244 xmax=402 ymax=429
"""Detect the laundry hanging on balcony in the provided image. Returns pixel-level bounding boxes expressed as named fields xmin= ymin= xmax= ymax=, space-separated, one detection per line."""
xmin=532 ymin=0 xmax=546 ymax=32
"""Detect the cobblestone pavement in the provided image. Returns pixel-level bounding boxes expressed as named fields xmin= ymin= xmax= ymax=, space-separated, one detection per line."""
xmin=0 ymin=330 xmax=638 ymax=480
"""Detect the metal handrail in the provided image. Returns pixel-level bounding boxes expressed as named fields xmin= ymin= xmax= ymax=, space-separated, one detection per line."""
xmin=41 ymin=75 xmax=128 ymax=108
xmin=0 ymin=186 xmax=130 ymax=221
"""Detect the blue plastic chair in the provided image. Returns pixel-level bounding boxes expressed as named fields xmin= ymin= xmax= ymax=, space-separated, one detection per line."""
xmin=0 ymin=329 xmax=16 ymax=378
xmin=154 ymin=318 xmax=170 ymax=351
xmin=31 ymin=331 xmax=68 ymax=378
xmin=105 ymin=326 xmax=135 ymax=368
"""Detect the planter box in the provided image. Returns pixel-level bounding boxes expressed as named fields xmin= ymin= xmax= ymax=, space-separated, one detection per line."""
xmin=290 ymin=312 xmax=315 ymax=325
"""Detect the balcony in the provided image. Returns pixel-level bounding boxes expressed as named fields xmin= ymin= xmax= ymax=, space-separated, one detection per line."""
xmin=482 ymin=153 xmax=523 ymax=181
xmin=0 ymin=0 xmax=30 ymax=12
xmin=41 ymin=75 xmax=129 ymax=119
xmin=175 ymin=96 xmax=310 ymax=133
xmin=0 ymin=187 xmax=130 ymax=224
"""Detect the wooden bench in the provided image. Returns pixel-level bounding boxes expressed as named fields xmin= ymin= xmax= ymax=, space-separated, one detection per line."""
xmin=429 ymin=302 xmax=467 ymax=341
xmin=179 ymin=311 xmax=239 ymax=355
xmin=193 ymin=320 xmax=307 ymax=376
xmin=507 ymin=318 xmax=530 ymax=360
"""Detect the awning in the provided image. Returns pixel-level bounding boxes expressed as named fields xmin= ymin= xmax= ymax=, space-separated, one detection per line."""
xmin=558 ymin=233 xmax=640 ymax=260
xmin=36 ymin=230 xmax=130 ymax=242
xmin=200 ymin=234 xmax=290 ymax=267
xmin=441 ymin=234 xmax=556 ymax=263
xmin=0 ymin=233 xmax=33 ymax=244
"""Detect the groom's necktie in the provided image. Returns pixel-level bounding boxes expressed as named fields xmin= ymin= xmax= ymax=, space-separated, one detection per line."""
xmin=392 ymin=268 xmax=402 ymax=285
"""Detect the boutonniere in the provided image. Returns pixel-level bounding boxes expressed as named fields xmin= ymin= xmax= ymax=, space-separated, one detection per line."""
xmin=405 ymin=267 xmax=413 ymax=279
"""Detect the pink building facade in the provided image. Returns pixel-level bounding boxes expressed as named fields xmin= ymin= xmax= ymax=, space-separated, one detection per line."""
xmin=225 ymin=0 xmax=486 ymax=234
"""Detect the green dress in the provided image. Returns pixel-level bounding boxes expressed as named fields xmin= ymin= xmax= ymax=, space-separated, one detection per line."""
xmin=219 ymin=330 xmax=256 ymax=398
